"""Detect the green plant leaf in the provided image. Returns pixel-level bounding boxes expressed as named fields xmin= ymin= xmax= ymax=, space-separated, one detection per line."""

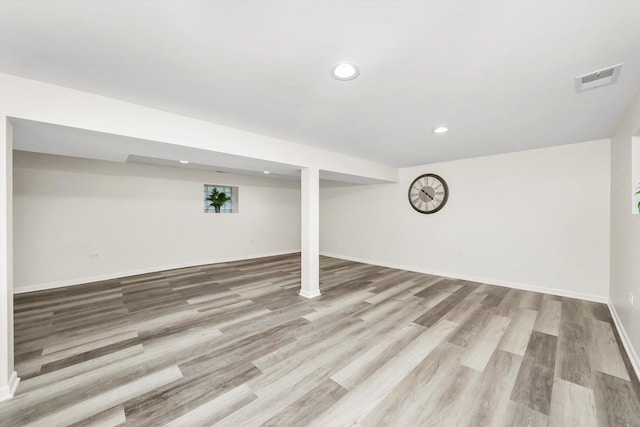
xmin=206 ymin=188 xmax=231 ymax=207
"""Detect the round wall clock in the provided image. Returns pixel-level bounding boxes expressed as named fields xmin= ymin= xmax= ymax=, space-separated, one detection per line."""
xmin=408 ymin=173 xmax=449 ymax=214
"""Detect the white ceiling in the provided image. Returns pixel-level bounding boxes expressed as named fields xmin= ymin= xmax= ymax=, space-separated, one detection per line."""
xmin=1 ymin=1 xmax=640 ymax=168
xmin=10 ymin=117 xmax=304 ymax=176
xmin=10 ymin=119 xmax=392 ymax=184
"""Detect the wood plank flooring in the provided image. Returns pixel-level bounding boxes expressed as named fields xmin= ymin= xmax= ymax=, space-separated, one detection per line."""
xmin=1 ymin=254 xmax=639 ymax=426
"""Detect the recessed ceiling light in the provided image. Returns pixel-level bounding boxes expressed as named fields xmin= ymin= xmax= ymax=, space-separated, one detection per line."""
xmin=179 ymin=160 xmax=189 ymax=164
xmin=432 ymin=127 xmax=449 ymax=134
xmin=330 ymin=62 xmax=360 ymax=81
xmin=263 ymin=171 xmax=270 ymax=174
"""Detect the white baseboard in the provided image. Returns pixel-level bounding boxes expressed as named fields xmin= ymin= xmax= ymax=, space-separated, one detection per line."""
xmin=14 ymin=250 xmax=301 ymax=294
xmin=0 ymin=371 xmax=20 ymax=402
xmin=608 ymin=302 xmax=640 ymax=381
xmin=299 ymin=289 xmax=321 ymax=299
xmin=320 ymin=252 xmax=609 ymax=304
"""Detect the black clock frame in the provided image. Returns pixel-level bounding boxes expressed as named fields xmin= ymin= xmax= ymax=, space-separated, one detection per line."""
xmin=408 ymin=173 xmax=449 ymax=214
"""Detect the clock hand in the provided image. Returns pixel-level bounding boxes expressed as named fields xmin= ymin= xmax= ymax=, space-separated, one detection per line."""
xmin=421 ymin=189 xmax=434 ymax=200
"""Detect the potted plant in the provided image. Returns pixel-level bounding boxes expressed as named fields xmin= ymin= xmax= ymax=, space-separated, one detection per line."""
xmin=206 ymin=188 xmax=231 ymax=213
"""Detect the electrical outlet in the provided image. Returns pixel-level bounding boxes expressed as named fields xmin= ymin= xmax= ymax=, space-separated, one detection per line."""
xmin=630 ymin=292 xmax=635 ymax=308
xmin=89 ymin=252 xmax=99 ymax=259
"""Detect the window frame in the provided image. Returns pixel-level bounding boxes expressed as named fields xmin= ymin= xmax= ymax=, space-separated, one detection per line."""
xmin=203 ymin=184 xmax=238 ymax=214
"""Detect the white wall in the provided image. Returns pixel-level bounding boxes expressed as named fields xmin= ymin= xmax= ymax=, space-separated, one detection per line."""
xmin=0 ymin=119 xmax=16 ymax=401
xmin=610 ymin=89 xmax=640 ymax=373
xmin=633 ymin=138 xmax=640 ymax=215
xmin=13 ymin=151 xmax=301 ymax=292
xmin=321 ymin=139 xmax=611 ymax=301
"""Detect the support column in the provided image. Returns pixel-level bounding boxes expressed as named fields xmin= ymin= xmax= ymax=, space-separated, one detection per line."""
xmin=300 ymin=167 xmax=320 ymax=298
xmin=0 ymin=117 xmax=18 ymax=401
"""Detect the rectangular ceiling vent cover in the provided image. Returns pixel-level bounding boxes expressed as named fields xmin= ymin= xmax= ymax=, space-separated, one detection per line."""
xmin=575 ymin=63 xmax=622 ymax=92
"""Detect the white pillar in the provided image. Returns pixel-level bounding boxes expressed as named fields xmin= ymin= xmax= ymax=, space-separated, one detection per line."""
xmin=0 ymin=117 xmax=18 ymax=401
xmin=300 ymin=167 xmax=320 ymax=298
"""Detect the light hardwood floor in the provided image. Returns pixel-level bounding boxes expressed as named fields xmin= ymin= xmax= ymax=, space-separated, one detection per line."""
xmin=1 ymin=254 xmax=639 ymax=426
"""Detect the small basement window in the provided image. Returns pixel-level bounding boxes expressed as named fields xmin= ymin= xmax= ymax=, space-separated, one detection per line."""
xmin=204 ymin=184 xmax=238 ymax=213
xmin=633 ymin=136 xmax=639 ymax=215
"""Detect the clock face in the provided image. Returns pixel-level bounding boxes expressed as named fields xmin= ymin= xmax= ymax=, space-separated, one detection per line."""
xmin=408 ymin=174 xmax=449 ymax=214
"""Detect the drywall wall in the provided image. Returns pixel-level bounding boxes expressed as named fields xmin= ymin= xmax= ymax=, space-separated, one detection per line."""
xmin=321 ymin=139 xmax=611 ymax=301
xmin=13 ymin=151 xmax=301 ymax=291
xmin=0 ymin=119 xmax=17 ymax=401
xmin=610 ymin=88 xmax=640 ymax=373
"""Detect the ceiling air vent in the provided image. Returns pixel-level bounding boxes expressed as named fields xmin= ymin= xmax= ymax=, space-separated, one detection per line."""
xmin=575 ymin=63 xmax=622 ymax=92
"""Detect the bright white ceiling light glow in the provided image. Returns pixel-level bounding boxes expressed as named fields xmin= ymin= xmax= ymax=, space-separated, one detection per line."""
xmin=179 ymin=160 xmax=189 ymax=164
xmin=432 ymin=127 xmax=449 ymax=134
xmin=331 ymin=63 xmax=360 ymax=81
xmin=263 ymin=171 xmax=270 ymax=174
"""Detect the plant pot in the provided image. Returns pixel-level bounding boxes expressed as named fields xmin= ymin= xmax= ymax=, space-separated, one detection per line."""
xmin=214 ymin=205 xmax=221 ymax=213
